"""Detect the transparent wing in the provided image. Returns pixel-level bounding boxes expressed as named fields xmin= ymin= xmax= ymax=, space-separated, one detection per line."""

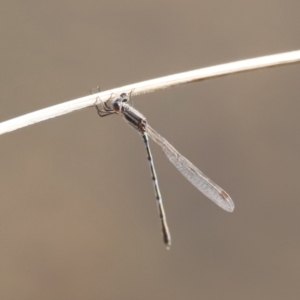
xmin=145 ymin=124 xmax=234 ymax=212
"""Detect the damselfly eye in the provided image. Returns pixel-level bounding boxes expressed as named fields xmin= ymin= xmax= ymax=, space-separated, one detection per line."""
xmin=120 ymin=93 xmax=129 ymax=102
xmin=112 ymin=100 xmax=122 ymax=112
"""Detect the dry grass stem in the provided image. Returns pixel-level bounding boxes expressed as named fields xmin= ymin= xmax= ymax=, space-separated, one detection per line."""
xmin=0 ymin=50 xmax=299 ymax=136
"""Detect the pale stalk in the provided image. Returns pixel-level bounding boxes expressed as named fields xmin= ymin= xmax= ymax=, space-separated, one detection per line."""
xmin=0 ymin=50 xmax=299 ymax=136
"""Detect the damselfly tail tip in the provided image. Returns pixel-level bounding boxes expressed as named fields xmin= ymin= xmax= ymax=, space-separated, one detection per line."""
xmin=163 ymin=236 xmax=171 ymax=250
xmin=162 ymin=227 xmax=171 ymax=249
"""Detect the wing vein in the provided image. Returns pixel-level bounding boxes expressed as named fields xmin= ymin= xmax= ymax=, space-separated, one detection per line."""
xmin=145 ymin=124 xmax=234 ymax=212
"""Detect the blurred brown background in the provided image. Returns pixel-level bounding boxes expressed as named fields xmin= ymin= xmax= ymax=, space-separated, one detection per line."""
xmin=0 ymin=1 xmax=299 ymax=299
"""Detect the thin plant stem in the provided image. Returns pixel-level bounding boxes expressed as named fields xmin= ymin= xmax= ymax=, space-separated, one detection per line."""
xmin=0 ymin=50 xmax=300 ymax=136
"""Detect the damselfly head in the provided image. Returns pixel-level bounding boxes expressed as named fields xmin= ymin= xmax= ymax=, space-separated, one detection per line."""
xmin=112 ymin=93 xmax=129 ymax=113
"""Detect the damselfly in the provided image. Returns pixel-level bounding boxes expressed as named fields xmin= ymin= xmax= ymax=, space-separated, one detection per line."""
xmin=95 ymin=93 xmax=234 ymax=248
